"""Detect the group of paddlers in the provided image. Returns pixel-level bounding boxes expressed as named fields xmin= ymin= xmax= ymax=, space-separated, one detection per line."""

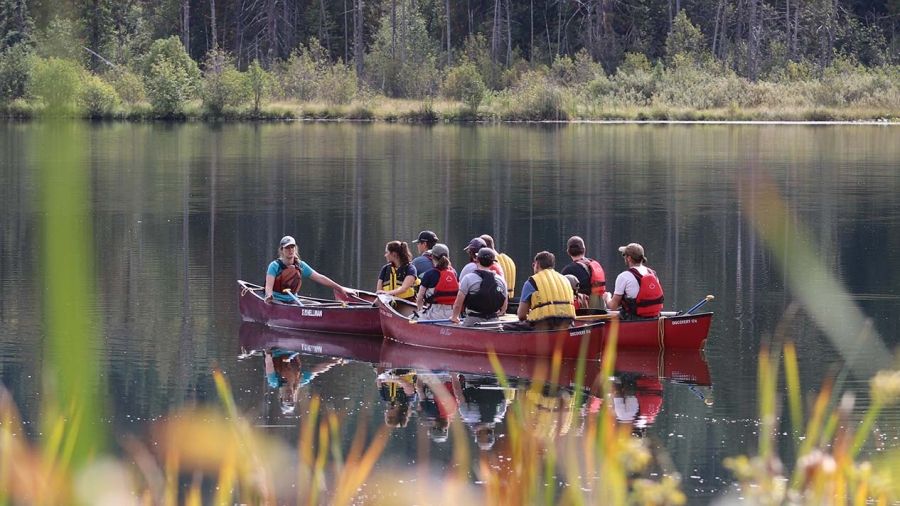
xmin=263 ymin=231 xmax=665 ymax=328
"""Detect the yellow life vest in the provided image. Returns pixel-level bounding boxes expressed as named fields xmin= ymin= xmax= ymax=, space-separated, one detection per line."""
xmin=384 ymin=264 xmax=421 ymax=300
xmin=527 ymin=269 xmax=576 ymax=322
xmin=496 ymin=252 xmax=516 ymax=298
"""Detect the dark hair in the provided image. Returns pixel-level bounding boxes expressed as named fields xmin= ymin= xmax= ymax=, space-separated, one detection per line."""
xmin=566 ymin=236 xmax=585 ymax=256
xmin=386 ymin=241 xmax=412 ymax=265
xmin=534 ymin=251 xmax=555 ymax=270
xmin=434 ymin=255 xmax=450 ymax=269
xmin=479 ymin=234 xmax=495 ymax=249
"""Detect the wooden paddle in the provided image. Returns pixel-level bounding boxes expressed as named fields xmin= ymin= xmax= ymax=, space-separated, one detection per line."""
xmin=683 ymin=295 xmax=715 ymax=315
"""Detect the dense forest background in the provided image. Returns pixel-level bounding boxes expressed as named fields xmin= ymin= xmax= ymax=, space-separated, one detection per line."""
xmin=0 ymin=0 xmax=898 ymax=119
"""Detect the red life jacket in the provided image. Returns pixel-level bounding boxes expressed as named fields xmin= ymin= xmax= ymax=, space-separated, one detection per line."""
xmin=426 ymin=267 xmax=459 ymax=305
xmin=489 ymin=262 xmax=504 ymax=278
xmin=273 ymin=259 xmax=302 ymax=295
xmin=622 ymin=267 xmax=664 ymax=318
xmin=576 ymin=258 xmax=606 ymax=296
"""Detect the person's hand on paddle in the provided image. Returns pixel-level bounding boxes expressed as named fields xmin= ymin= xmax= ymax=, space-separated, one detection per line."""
xmin=264 ymin=293 xmax=273 ymax=304
xmin=449 ymin=314 xmax=461 ymax=324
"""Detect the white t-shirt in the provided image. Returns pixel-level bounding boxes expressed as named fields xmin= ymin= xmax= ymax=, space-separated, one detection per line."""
xmin=613 ymin=264 xmax=651 ymax=299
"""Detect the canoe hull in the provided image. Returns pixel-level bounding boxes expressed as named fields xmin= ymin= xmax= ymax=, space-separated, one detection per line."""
xmin=238 ymin=281 xmax=382 ymax=336
xmin=378 ymin=297 xmax=712 ymax=356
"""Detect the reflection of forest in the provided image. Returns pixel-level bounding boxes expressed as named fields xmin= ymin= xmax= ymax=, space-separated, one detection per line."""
xmin=1 ymin=122 xmax=898 ymax=441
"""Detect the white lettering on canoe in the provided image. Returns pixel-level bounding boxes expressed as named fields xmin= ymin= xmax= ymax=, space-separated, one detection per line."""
xmin=570 ymin=329 xmax=590 ymax=336
xmin=671 ymin=319 xmax=698 ymax=325
xmin=301 ymin=309 xmax=323 ymax=317
xmin=439 ymin=328 xmax=452 ymax=336
xmin=300 ymin=343 xmax=323 ymax=354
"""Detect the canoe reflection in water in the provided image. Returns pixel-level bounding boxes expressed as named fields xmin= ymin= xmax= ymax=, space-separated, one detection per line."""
xmin=380 ymin=340 xmax=714 ymax=443
xmin=239 ymin=323 xmax=383 ymax=417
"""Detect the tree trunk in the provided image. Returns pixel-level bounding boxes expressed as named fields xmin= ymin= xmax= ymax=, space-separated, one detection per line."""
xmin=181 ymin=0 xmax=190 ymax=53
xmin=320 ymin=0 xmax=331 ymax=51
xmin=491 ymin=0 xmax=500 ymax=62
xmin=505 ymin=0 xmax=511 ymax=65
xmin=391 ymin=0 xmax=396 ymax=58
xmin=266 ymin=0 xmax=277 ymax=63
xmin=530 ymin=0 xmax=534 ymax=61
xmin=712 ymin=0 xmax=723 ymax=58
xmin=355 ymin=0 xmax=364 ymax=81
xmin=209 ymin=0 xmax=217 ymax=49
xmin=344 ymin=0 xmax=349 ymax=63
xmin=446 ymin=0 xmax=451 ymax=65
xmin=748 ymin=0 xmax=759 ymax=80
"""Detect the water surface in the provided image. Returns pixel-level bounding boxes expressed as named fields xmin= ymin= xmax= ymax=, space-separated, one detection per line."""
xmin=1 ymin=122 xmax=898 ymax=502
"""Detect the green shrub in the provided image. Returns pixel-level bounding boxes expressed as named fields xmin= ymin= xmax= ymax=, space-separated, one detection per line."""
xmin=30 ymin=57 xmax=84 ymax=116
xmin=145 ymin=58 xmax=193 ymax=117
xmin=201 ymin=49 xmax=249 ymax=115
xmin=317 ymin=62 xmax=357 ymax=105
xmin=140 ymin=36 xmax=200 ymax=88
xmin=245 ymin=60 xmax=272 ymax=112
xmin=551 ymin=49 xmax=603 ymax=87
xmin=281 ymin=40 xmax=328 ymax=101
xmin=0 ymin=44 xmax=32 ymax=103
xmin=367 ymin=0 xmax=440 ymax=98
xmin=497 ymin=70 xmax=567 ymax=121
xmin=105 ymin=68 xmax=145 ymax=105
xmin=80 ymin=73 xmax=120 ymax=117
xmin=665 ymin=10 xmax=708 ymax=66
xmin=34 ymin=16 xmax=83 ymax=62
xmin=442 ymin=62 xmax=486 ymax=111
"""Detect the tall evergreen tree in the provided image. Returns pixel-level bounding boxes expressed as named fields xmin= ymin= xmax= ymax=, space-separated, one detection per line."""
xmin=0 ymin=0 xmax=33 ymax=49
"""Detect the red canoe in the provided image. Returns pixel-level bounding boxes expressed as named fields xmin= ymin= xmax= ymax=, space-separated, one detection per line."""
xmin=379 ymin=339 xmax=711 ymax=387
xmin=238 ymin=280 xmax=383 ymax=335
xmin=377 ymin=296 xmax=712 ymax=357
xmin=239 ymin=322 xmax=383 ymax=364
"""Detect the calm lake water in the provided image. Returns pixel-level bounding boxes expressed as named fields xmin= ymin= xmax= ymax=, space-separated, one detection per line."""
xmin=1 ymin=121 xmax=898 ymax=502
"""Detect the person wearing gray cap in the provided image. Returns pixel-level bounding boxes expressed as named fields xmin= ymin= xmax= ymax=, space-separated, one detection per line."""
xmin=415 ymin=243 xmax=459 ymax=320
xmin=412 ymin=230 xmax=439 ymax=278
xmin=264 ymin=235 xmax=352 ymax=303
xmin=450 ymin=248 xmax=508 ymax=326
xmin=480 ymin=234 xmax=516 ymax=300
xmin=606 ymin=243 xmax=665 ymax=319
xmin=458 ymin=237 xmax=504 ymax=282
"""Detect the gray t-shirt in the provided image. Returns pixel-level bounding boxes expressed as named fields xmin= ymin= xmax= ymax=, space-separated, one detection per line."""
xmin=459 ymin=269 xmax=508 ymax=297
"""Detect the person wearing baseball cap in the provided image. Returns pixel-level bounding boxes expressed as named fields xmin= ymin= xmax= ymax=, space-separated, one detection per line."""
xmin=415 ymin=243 xmax=459 ymax=320
xmin=264 ymin=235 xmax=352 ymax=303
xmin=606 ymin=243 xmax=665 ymax=319
xmin=457 ymin=237 xmax=504 ymax=282
xmin=480 ymin=234 xmax=517 ymax=300
xmin=450 ymin=247 xmax=508 ymax=326
xmin=412 ymin=230 xmax=440 ymax=278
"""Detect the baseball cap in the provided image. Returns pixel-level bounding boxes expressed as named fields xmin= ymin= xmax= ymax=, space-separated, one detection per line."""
xmin=413 ymin=230 xmax=439 ymax=244
xmin=430 ymin=243 xmax=450 ymax=257
xmin=280 ymin=235 xmax=297 ymax=248
xmin=618 ymin=243 xmax=646 ymax=262
xmin=464 ymin=237 xmax=487 ymax=252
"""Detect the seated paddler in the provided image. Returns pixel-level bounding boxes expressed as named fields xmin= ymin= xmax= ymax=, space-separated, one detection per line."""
xmin=606 ymin=242 xmax=664 ymax=320
xmin=376 ymin=240 xmax=420 ymax=301
xmin=416 ymin=243 xmax=458 ymax=320
xmin=264 ymin=235 xmax=351 ymax=303
xmin=514 ymin=251 xmax=576 ymax=330
xmin=450 ymin=248 xmax=508 ymax=326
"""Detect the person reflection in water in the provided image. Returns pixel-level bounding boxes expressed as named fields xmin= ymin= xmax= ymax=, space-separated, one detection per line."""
xmin=264 ymin=348 xmax=342 ymax=415
xmin=416 ymin=373 xmax=459 ymax=443
xmin=377 ymin=368 xmax=418 ymax=428
xmin=452 ymin=374 xmax=516 ymax=450
xmin=612 ymin=372 xmax=663 ymax=437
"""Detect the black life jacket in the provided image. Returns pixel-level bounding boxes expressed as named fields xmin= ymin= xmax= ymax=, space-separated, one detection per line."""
xmin=273 ymin=259 xmax=302 ymax=295
xmin=464 ymin=270 xmax=506 ymax=318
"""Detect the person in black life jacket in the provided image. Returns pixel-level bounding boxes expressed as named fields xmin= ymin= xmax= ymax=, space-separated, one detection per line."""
xmin=264 ymin=235 xmax=352 ymax=304
xmin=514 ymin=251 xmax=576 ymax=330
xmin=411 ymin=230 xmax=439 ymax=279
xmin=606 ymin=243 xmax=665 ymax=320
xmin=376 ymin=240 xmax=420 ymax=301
xmin=560 ymin=235 xmax=607 ymax=309
xmin=416 ymin=243 xmax=458 ymax=320
xmin=450 ymin=248 xmax=508 ymax=326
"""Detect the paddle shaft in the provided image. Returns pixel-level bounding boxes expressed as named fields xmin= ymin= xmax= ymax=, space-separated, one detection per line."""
xmin=684 ymin=295 xmax=715 ymax=315
xmin=282 ymin=289 xmax=305 ymax=306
